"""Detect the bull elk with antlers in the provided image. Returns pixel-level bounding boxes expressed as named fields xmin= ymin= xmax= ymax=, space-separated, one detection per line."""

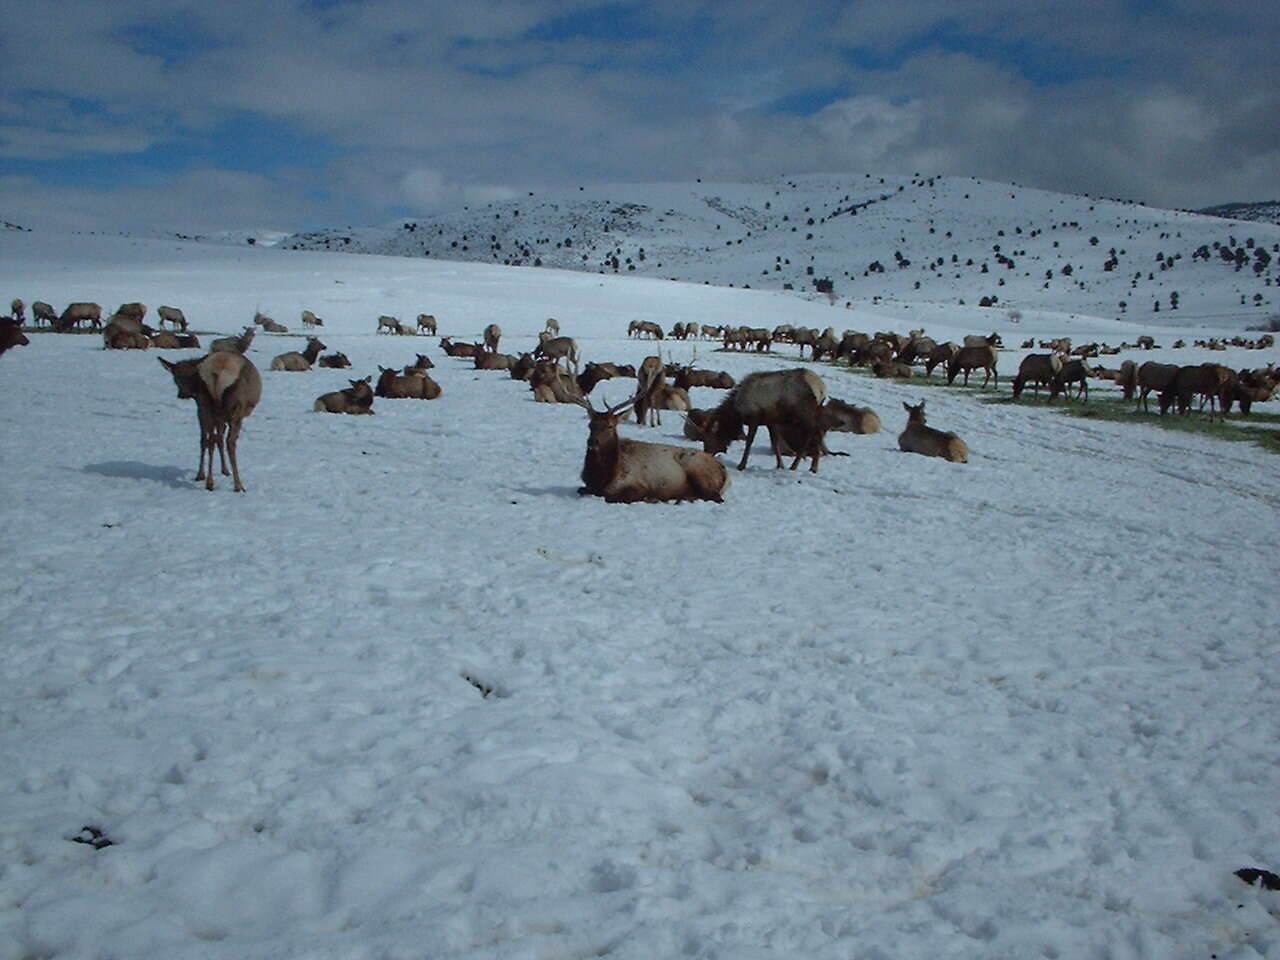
xmin=574 ymin=394 xmax=730 ymax=503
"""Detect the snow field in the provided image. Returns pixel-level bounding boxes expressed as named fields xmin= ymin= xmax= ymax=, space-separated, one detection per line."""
xmin=2 ymin=232 xmax=1280 ymax=959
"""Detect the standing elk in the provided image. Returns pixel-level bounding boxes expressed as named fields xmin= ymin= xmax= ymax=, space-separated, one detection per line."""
xmin=534 ymin=333 xmax=580 ymax=374
xmin=158 ymin=351 xmax=262 ymax=491
xmin=115 ymin=302 xmax=147 ymax=323
xmin=898 ymin=401 xmax=968 ymax=463
xmin=1049 ymin=358 xmax=1094 ymax=402
xmin=315 ymin=376 xmax=374 ymax=414
xmin=483 ymin=323 xmax=501 ymax=353
xmin=270 ymin=336 xmax=326 ymax=371
xmin=574 ymin=394 xmax=730 ymax=504
xmin=377 ymin=315 xmax=402 ymax=334
xmin=158 ymin=306 xmax=187 ymax=331
xmin=1 ymin=318 xmax=30 ymax=356
xmin=1011 ymin=353 xmax=1063 ymax=399
xmin=55 ymin=302 xmax=102 ymax=332
xmin=32 ymin=301 xmax=57 ymax=326
xmin=946 ymin=344 xmax=998 ymax=388
xmin=702 ymin=368 xmax=828 ymax=473
xmin=10 ymin=299 xmax=25 ymax=323
xmin=963 ymin=332 xmax=1002 ymax=349
xmin=544 ymin=317 xmax=560 ymax=336
xmin=301 ymin=310 xmax=324 ymax=328
xmin=416 ymin=314 xmax=437 ymax=335
xmin=1135 ymin=361 xmax=1179 ymax=413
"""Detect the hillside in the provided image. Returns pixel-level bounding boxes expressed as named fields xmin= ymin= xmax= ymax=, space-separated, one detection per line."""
xmin=1197 ymin=200 xmax=1280 ymax=227
xmin=275 ymin=174 xmax=1280 ymax=329
xmin=3 ymin=229 xmax=1280 ymax=959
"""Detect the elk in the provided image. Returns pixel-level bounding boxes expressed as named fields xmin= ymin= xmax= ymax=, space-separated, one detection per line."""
xmin=1011 ymin=353 xmax=1063 ymax=399
xmin=822 ymin=398 xmax=880 ymax=434
xmin=375 ymin=366 xmax=442 ymax=399
xmin=270 ymin=336 xmax=326 ymax=371
xmin=530 ymin=360 xmax=584 ymax=403
xmin=32 ymin=301 xmax=57 ymax=326
xmin=963 ymin=332 xmax=1002 ymax=348
xmin=1049 ymin=358 xmax=1094 ymax=402
xmin=440 ymin=336 xmax=482 ymax=358
xmin=315 ymin=376 xmax=374 ymax=414
xmin=1162 ymin=364 xmax=1234 ymax=417
xmin=319 ymin=352 xmax=352 ymax=369
xmin=158 ymin=306 xmax=187 ymax=330
xmin=261 ymin=318 xmax=288 ymax=333
xmin=483 ymin=323 xmax=501 ymax=353
xmin=898 ymin=401 xmax=968 ymax=463
xmin=211 ymin=326 xmax=256 ymax=354
xmin=634 ymin=355 xmax=667 ymax=426
xmin=672 ymin=367 xmax=735 ymax=390
xmin=115 ymin=302 xmax=147 ymax=323
xmin=253 ymin=311 xmax=272 ymax=327
xmin=702 ymin=368 xmax=828 ymax=473
xmin=924 ymin=341 xmax=959 ymax=377
xmin=149 ymin=331 xmax=200 ymax=349
xmin=577 ymin=361 xmax=636 ymax=395
xmin=946 ymin=344 xmax=998 ymax=388
xmin=55 ymin=302 xmax=102 ymax=332
xmin=1 ymin=318 xmax=29 ymax=356
xmin=377 ymin=315 xmax=402 ymax=334
xmin=544 ymin=317 xmax=560 ymax=336
xmin=404 ymin=353 xmax=434 ymax=374
xmin=300 ymin=310 xmax=323 ymax=328
xmin=1135 ymin=361 xmax=1179 ymax=412
xmin=416 ymin=314 xmax=437 ymax=335
xmin=574 ymin=394 xmax=730 ymax=504
xmin=9 ymin=299 xmax=23 ymax=323
xmin=474 ymin=351 xmax=517 ymax=371
xmin=534 ymin=333 xmax=579 ymax=374
xmin=158 ymin=352 xmax=262 ymax=491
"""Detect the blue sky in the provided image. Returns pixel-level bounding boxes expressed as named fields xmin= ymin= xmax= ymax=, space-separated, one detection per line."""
xmin=1 ymin=1 xmax=1276 ymax=233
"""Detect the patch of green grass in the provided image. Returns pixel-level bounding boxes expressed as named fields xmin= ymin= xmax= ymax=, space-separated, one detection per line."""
xmin=982 ymin=392 xmax=1280 ymax=455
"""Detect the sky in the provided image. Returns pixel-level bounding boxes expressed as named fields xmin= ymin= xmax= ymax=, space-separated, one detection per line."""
xmin=1 ymin=0 xmax=1277 ymax=235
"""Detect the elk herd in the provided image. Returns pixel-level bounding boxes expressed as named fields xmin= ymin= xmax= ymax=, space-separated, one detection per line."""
xmin=5 ymin=294 xmax=1278 ymax=501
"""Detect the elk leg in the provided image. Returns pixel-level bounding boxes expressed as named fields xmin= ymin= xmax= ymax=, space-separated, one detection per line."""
xmin=227 ymin=419 xmax=246 ymax=492
xmin=738 ymin=424 xmax=759 ymax=471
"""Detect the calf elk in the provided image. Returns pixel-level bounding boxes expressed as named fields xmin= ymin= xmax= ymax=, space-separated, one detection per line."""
xmin=898 ymin=401 xmax=968 ymax=463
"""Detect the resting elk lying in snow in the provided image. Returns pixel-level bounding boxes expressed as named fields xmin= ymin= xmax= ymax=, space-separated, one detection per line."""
xmin=574 ymin=394 xmax=730 ymax=504
xmin=270 ymin=336 xmax=326 ymax=371
xmin=158 ymin=352 xmax=262 ymax=491
xmin=315 ymin=376 xmax=374 ymax=414
xmin=319 ymin=352 xmax=352 ymax=369
xmin=898 ymin=401 xmax=968 ymax=463
xmin=375 ymin=366 xmax=442 ymax=399
xmin=212 ymin=326 xmax=256 ymax=354
xmin=702 ymin=368 xmax=828 ymax=473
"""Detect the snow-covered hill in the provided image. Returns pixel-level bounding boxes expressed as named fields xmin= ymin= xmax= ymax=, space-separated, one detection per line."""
xmin=274 ymin=174 xmax=1280 ymax=328
xmin=2 ymin=225 xmax=1280 ymax=960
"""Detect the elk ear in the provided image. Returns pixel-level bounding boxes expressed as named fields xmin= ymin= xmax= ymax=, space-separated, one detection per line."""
xmin=158 ymin=357 xmax=173 ymax=371
xmin=902 ymin=402 xmax=911 ymax=413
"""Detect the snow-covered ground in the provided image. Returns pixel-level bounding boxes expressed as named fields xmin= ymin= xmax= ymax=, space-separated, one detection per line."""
xmin=2 ymin=229 xmax=1280 ymax=959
